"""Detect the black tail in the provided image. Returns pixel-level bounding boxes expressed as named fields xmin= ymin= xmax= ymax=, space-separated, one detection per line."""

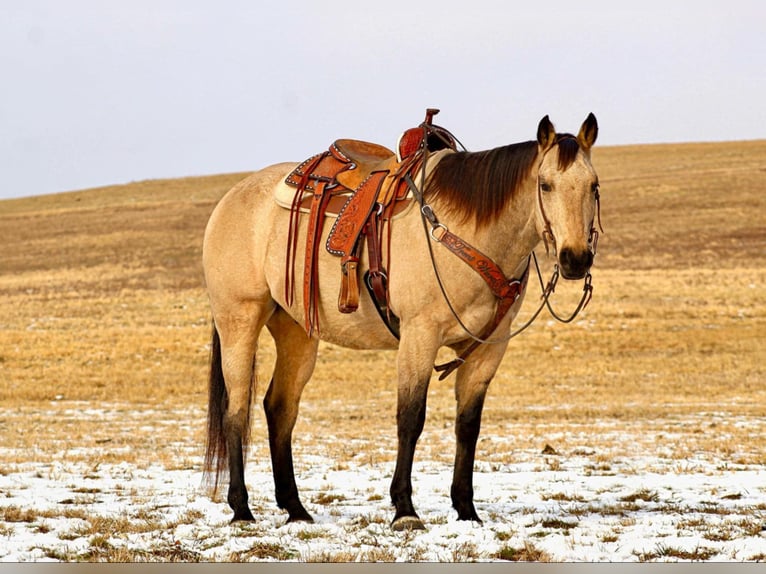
xmin=204 ymin=322 xmax=227 ymax=491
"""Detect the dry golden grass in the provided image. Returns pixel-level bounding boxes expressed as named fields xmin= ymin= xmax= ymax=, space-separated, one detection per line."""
xmin=1 ymin=140 xmax=765 ymax=472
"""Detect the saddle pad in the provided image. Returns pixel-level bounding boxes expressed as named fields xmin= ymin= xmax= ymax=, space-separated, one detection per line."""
xmin=273 ymin=179 xmax=415 ymax=220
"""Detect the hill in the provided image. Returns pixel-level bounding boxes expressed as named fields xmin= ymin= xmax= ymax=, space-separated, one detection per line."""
xmin=0 ymin=140 xmax=763 ymax=405
xmin=1 ymin=140 xmax=765 ymax=561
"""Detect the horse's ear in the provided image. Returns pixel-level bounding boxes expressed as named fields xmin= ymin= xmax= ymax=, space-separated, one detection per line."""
xmin=537 ymin=115 xmax=556 ymax=150
xmin=577 ymin=113 xmax=598 ymax=150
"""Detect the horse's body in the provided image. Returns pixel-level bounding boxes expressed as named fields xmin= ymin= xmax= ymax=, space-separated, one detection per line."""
xmin=203 ymin=114 xmax=600 ymax=530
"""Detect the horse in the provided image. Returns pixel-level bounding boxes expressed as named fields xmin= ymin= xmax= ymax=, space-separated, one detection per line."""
xmin=202 ymin=113 xmax=601 ymax=531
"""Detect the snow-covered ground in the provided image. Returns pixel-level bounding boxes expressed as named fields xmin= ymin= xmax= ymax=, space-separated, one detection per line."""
xmin=2 ymin=418 xmax=765 ymax=563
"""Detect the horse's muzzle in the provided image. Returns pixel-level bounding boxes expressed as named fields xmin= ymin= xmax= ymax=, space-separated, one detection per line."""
xmin=559 ymin=247 xmax=593 ymax=280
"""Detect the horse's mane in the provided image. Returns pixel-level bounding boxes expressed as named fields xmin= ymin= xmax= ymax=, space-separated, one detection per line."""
xmin=555 ymin=134 xmax=580 ymax=171
xmin=425 ymin=134 xmax=580 ymax=226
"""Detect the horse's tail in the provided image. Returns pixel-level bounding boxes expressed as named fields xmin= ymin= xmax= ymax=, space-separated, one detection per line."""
xmin=204 ymin=321 xmax=227 ymax=491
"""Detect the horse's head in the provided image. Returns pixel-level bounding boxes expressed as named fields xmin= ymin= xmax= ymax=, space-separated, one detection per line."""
xmin=535 ymin=113 xmax=600 ymax=280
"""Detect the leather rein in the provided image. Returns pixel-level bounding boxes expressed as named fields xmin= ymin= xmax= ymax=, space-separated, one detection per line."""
xmin=405 ymin=135 xmax=602 ymax=380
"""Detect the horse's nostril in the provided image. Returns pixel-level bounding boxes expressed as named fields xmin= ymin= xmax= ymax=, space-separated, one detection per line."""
xmin=559 ymin=247 xmax=592 ymax=279
xmin=560 ymin=247 xmax=578 ymax=267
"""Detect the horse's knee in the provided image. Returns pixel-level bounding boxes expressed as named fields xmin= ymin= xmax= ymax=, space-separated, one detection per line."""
xmin=455 ymin=393 xmax=486 ymax=443
xmin=455 ymin=376 xmax=490 ymax=434
xmin=397 ymin=395 xmax=428 ymax=437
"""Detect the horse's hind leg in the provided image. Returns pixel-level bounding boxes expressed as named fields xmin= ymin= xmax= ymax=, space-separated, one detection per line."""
xmin=263 ymin=307 xmax=319 ymax=523
xmin=207 ymin=302 xmax=270 ymax=522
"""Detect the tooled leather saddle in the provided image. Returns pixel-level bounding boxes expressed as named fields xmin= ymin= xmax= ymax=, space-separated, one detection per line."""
xmin=282 ymin=109 xmax=457 ymax=337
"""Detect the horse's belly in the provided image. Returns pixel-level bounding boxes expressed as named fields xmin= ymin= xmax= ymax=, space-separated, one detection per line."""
xmin=279 ymin=295 xmax=401 ymax=351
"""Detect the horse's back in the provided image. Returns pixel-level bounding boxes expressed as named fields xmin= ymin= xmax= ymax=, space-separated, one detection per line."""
xmin=208 ymin=162 xmax=296 ymax=219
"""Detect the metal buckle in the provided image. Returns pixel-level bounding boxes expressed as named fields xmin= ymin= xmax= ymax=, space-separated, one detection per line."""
xmin=429 ymin=223 xmax=448 ymax=242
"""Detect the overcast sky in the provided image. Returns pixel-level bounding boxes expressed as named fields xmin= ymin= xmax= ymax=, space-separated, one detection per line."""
xmin=1 ymin=1 xmax=763 ymax=200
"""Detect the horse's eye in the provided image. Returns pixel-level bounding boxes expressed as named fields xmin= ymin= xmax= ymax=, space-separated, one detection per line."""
xmin=540 ymin=182 xmax=552 ymax=193
xmin=591 ymin=182 xmax=600 ymax=195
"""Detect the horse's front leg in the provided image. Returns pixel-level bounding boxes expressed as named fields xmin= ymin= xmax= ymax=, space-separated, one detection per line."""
xmin=389 ymin=330 xmax=439 ymax=531
xmin=451 ymin=340 xmax=508 ymax=523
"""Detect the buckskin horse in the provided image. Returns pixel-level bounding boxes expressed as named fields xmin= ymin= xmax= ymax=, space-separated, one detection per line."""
xmin=203 ymin=111 xmax=601 ymax=530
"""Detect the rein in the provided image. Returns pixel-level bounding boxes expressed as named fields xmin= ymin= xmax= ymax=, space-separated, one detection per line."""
xmin=406 ymin=142 xmax=597 ymax=380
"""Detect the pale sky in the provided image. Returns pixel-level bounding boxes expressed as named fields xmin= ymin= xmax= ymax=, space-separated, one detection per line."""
xmin=1 ymin=0 xmax=764 ymax=200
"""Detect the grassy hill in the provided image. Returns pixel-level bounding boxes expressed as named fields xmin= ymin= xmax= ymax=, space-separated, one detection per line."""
xmin=0 ymin=140 xmax=764 ymax=462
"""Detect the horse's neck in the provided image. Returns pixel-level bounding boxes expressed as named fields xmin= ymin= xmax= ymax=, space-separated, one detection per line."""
xmin=435 ymin=178 xmax=540 ymax=277
xmin=490 ymin=184 xmax=539 ymax=275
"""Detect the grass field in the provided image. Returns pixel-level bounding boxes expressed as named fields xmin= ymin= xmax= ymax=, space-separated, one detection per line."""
xmin=1 ymin=140 xmax=765 ymax=561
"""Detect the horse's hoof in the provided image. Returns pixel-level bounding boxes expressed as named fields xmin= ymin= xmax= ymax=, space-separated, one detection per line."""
xmin=286 ymin=514 xmax=314 ymax=525
xmin=285 ymin=504 xmax=314 ymax=524
xmin=391 ymin=516 xmax=426 ymax=532
xmin=230 ymin=509 xmax=256 ymax=523
xmin=456 ymin=510 xmax=484 ymax=525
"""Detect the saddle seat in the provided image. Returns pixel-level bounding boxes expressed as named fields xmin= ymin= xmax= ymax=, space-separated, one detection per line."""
xmin=333 ymin=138 xmax=393 ymax=163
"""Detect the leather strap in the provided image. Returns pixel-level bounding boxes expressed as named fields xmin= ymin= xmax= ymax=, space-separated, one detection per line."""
xmin=433 ymin=228 xmax=524 ymax=302
xmin=363 ymin=210 xmax=401 ymax=339
xmin=338 ymin=256 xmax=361 ymax=313
xmin=285 ymin=152 xmax=327 ymax=306
xmin=302 ymin=180 xmax=333 ymax=336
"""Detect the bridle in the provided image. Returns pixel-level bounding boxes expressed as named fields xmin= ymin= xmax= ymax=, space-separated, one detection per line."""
xmin=534 ymin=137 xmax=603 ymax=321
xmin=536 ymin=136 xmax=603 ymax=260
xmin=407 ymin=130 xmax=603 ymax=378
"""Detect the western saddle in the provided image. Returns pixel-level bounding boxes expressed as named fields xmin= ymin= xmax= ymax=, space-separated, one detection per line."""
xmin=283 ymin=108 xmax=457 ymax=337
